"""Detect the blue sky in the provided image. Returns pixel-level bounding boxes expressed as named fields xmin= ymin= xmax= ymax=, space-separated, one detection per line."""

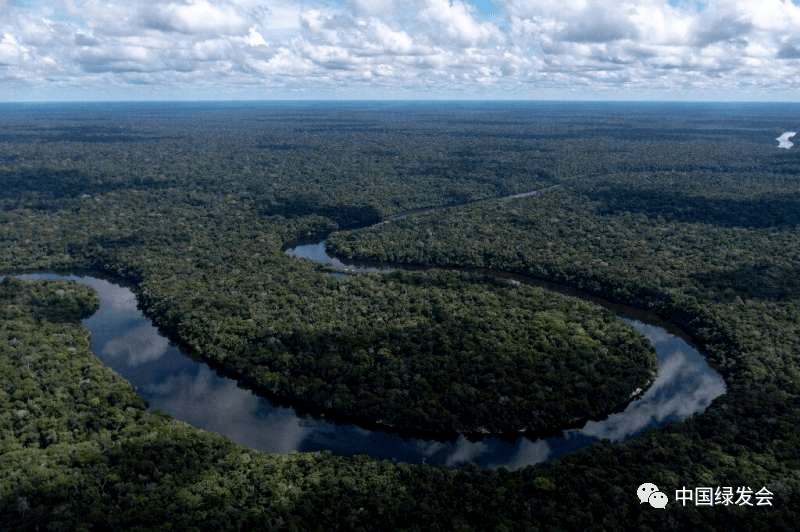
xmin=1 ymin=0 xmax=799 ymax=101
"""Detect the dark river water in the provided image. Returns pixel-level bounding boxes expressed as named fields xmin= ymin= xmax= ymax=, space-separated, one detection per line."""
xmin=17 ymin=266 xmax=725 ymax=470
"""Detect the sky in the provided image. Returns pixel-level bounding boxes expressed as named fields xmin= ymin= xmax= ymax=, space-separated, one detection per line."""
xmin=1 ymin=0 xmax=799 ymax=101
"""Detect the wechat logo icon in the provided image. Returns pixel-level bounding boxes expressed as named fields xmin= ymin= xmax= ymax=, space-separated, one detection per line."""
xmin=638 ymin=483 xmax=668 ymax=509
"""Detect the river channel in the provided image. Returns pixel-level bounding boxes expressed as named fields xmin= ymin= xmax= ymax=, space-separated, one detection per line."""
xmin=19 ymin=246 xmax=725 ymax=470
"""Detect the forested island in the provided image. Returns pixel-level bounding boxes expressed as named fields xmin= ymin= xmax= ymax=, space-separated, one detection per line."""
xmin=1 ymin=101 xmax=798 ymax=530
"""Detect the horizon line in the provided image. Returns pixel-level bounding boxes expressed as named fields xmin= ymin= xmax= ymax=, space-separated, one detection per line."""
xmin=2 ymin=98 xmax=800 ymax=105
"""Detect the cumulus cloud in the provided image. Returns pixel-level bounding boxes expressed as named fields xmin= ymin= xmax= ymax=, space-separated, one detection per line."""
xmin=244 ymin=26 xmax=267 ymax=47
xmin=1 ymin=0 xmax=799 ymax=99
xmin=79 ymin=44 xmax=154 ymax=73
xmin=0 ymin=33 xmax=27 ymax=65
xmin=420 ymin=0 xmax=502 ymax=46
xmin=350 ymin=0 xmax=396 ymax=18
xmin=247 ymin=47 xmax=314 ymax=77
xmin=370 ymin=20 xmax=416 ymax=54
xmin=141 ymin=1 xmax=249 ymax=35
xmin=559 ymin=11 xmax=637 ymax=43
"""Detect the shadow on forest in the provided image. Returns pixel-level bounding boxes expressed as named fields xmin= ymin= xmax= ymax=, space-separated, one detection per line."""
xmin=0 ymin=168 xmax=172 ymax=203
xmin=590 ymin=186 xmax=800 ymax=228
xmin=692 ymin=263 xmax=800 ymax=302
xmin=0 ymin=278 xmax=96 ymax=323
xmin=265 ymin=198 xmax=382 ymax=229
xmin=257 ymin=142 xmax=311 ymax=151
xmin=0 ymin=125 xmax=170 ymax=144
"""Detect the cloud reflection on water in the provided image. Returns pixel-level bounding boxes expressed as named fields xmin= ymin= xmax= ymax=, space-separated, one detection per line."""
xmin=577 ymin=320 xmax=726 ymax=444
xmin=445 ymin=436 xmax=489 ymax=466
xmin=102 ymin=323 xmax=169 ymax=366
xmin=776 ymin=131 xmax=796 ymax=149
xmin=19 ymin=273 xmax=726 ymax=471
xmin=143 ymin=366 xmax=313 ymax=453
xmin=497 ymin=439 xmax=552 ymax=471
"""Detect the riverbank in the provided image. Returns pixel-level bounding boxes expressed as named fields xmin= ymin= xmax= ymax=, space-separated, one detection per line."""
xmin=11 ymin=271 xmax=724 ymax=468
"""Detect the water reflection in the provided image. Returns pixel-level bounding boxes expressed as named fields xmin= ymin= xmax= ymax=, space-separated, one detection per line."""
xmin=103 ymin=324 xmax=169 ymax=367
xmin=776 ymin=131 xmax=796 ymax=149
xmin=143 ymin=368 xmax=313 ymax=453
xmin=18 ymin=273 xmax=311 ymax=454
xmin=285 ymin=242 xmax=392 ymax=273
xmin=18 ymin=273 xmax=725 ymax=470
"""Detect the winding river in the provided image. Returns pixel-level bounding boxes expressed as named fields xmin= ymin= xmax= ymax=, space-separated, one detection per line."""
xmin=19 ymin=246 xmax=725 ymax=469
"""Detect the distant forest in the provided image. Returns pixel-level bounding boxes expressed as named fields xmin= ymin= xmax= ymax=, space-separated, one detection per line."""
xmin=1 ymin=102 xmax=798 ymax=530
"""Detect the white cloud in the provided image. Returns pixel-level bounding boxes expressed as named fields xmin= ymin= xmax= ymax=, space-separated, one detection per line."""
xmin=299 ymin=8 xmax=334 ymax=40
xmin=304 ymin=43 xmax=357 ymax=70
xmin=735 ymin=0 xmax=800 ymax=32
xmin=265 ymin=3 xmax=302 ymax=31
xmin=143 ymin=1 xmax=249 ymax=35
xmin=244 ymin=26 xmax=267 ymax=47
xmin=1 ymin=0 xmax=800 ymax=99
xmin=350 ymin=0 xmax=396 ymax=18
xmin=0 ymin=33 xmax=28 ymax=65
xmin=628 ymin=2 xmax=693 ymax=45
xmin=191 ymin=37 xmax=234 ymax=61
xmin=16 ymin=16 xmax=58 ymax=47
xmin=72 ymin=0 xmax=141 ymax=36
xmin=247 ymin=47 xmax=315 ymax=77
xmin=370 ymin=20 xmax=415 ymax=54
xmin=421 ymin=0 xmax=501 ymax=45
xmin=78 ymin=43 xmax=156 ymax=73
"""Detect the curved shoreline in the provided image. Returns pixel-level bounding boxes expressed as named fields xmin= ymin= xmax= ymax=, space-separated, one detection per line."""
xmin=15 ymin=269 xmax=725 ymax=470
xmin=284 ymin=235 xmax=728 ymax=445
xmin=6 ymin=187 xmax=727 ymax=469
xmin=291 ymin=239 xmax=699 ymax=345
xmin=6 ymin=180 xmax=729 ymax=468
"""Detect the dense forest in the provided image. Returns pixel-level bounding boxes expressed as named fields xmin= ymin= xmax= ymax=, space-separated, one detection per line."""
xmin=0 ymin=101 xmax=798 ymax=530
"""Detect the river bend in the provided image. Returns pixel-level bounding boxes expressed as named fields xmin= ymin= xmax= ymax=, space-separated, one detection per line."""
xmin=18 ymin=263 xmax=724 ymax=470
